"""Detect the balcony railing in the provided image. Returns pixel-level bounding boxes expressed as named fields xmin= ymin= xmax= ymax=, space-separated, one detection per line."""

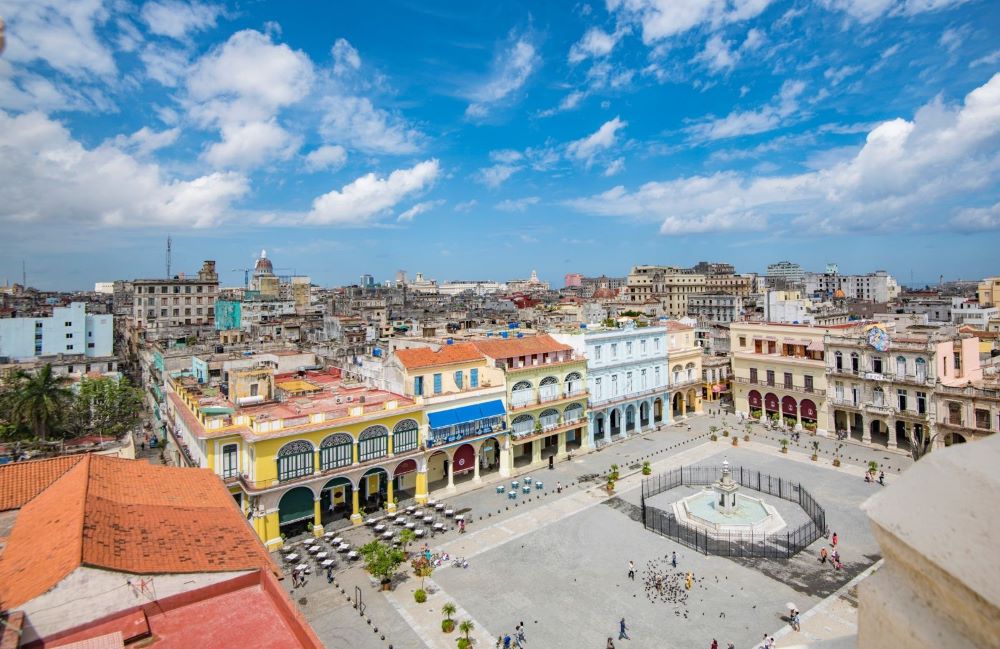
xmin=590 ymin=385 xmax=666 ymax=408
xmin=830 ymin=398 xmax=861 ymax=408
xmin=427 ymin=419 xmax=506 ymax=448
xmin=508 ymin=389 xmax=589 ymax=411
xmin=734 ymin=377 xmax=817 ymax=395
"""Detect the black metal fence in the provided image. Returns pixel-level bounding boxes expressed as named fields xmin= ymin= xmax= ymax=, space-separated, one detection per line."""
xmin=640 ymin=466 xmax=826 ymax=559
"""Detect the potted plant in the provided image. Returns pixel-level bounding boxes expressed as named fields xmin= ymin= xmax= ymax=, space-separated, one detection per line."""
xmin=359 ymin=540 xmax=405 ymax=591
xmin=804 ymin=421 xmax=817 ymax=433
xmin=442 ymin=603 xmax=457 ymax=633
xmin=641 ymin=461 xmax=651 ymax=475
xmin=610 ymin=464 xmax=620 ymax=480
xmin=780 ymin=438 xmax=789 ymax=454
xmin=411 ymin=556 xmax=434 ymax=590
xmin=868 ymin=460 xmax=879 ymax=478
xmin=709 ymin=425 xmax=719 ymax=437
xmin=710 ymin=432 xmax=718 ymax=441
xmin=306 ymin=522 xmax=314 ymax=533
xmin=458 ymin=620 xmax=475 ymax=649
xmin=811 ymin=441 xmax=820 ymax=461
xmin=832 ymin=443 xmax=844 ymax=467
xmin=606 ymin=476 xmax=615 ymax=493
xmin=750 ymin=408 xmax=762 ymax=420
xmin=414 ymin=588 xmax=427 ymax=603
xmin=731 ymin=436 xmax=739 ymax=446
xmin=722 ymin=429 xmax=730 ymax=437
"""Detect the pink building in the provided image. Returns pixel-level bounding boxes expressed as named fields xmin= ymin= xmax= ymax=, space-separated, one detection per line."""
xmin=564 ymin=273 xmax=583 ymax=288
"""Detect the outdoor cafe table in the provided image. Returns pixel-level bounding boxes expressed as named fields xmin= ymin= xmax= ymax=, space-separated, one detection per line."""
xmin=444 ymin=509 xmax=454 ymax=517
xmin=405 ymin=522 xmax=416 ymax=530
xmin=324 ymin=532 xmax=336 ymax=539
xmin=535 ymin=481 xmax=543 ymax=489
xmin=285 ymin=553 xmax=299 ymax=563
xmin=316 ymin=552 xmax=328 ymax=559
xmin=455 ymin=514 xmax=465 ymax=522
xmin=295 ymin=563 xmax=309 ymax=572
xmin=381 ymin=531 xmax=394 ymax=540
xmin=427 ymin=499 xmax=437 ymax=507
xmin=432 ymin=523 xmax=445 ymax=531
xmin=321 ymin=559 xmax=335 ymax=567
xmin=331 ymin=537 xmax=343 ymax=545
xmin=522 ymin=485 xmax=531 ymax=494
xmin=508 ymin=491 xmax=517 ymax=500
xmin=434 ymin=503 xmax=445 ymax=511
xmin=423 ymin=516 xmax=434 ymax=524
xmin=413 ymin=510 xmax=423 ymax=517
xmin=336 ymin=543 xmax=350 ymax=552
xmin=347 ymin=551 xmax=359 ymax=560
xmin=302 ymin=537 xmax=315 ymax=544
xmin=496 ymin=485 xmax=505 ymax=494
xmin=405 ymin=506 xmax=416 ymax=513
xmin=374 ymin=524 xmax=386 ymax=533
xmin=364 ymin=518 xmax=378 ymax=526
xmin=415 ymin=529 xmax=426 ymax=538
xmin=511 ymin=481 xmax=519 ymax=489
xmin=394 ymin=517 xmax=406 ymax=525
xmin=307 ymin=545 xmax=321 ymax=554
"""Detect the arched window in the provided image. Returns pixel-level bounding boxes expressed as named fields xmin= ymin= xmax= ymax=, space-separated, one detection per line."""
xmin=539 ymin=408 xmax=560 ymax=429
xmin=873 ymin=386 xmax=884 ymax=406
xmin=685 ymin=362 xmax=695 ymax=380
xmin=564 ymin=371 xmax=582 ymax=396
xmin=850 ymin=351 xmax=859 ymax=372
xmin=511 ymin=414 xmax=535 ymax=437
xmin=672 ymin=365 xmax=682 ymax=383
xmin=277 ymin=440 xmax=314 ymax=482
xmin=564 ymin=402 xmax=584 ymax=423
xmin=539 ymin=376 xmax=560 ymax=401
xmin=915 ymin=357 xmax=927 ymax=380
xmin=834 ymin=350 xmax=843 ymax=370
xmin=392 ymin=419 xmax=419 ymax=453
xmin=896 ymin=356 xmax=907 ymax=377
xmin=320 ymin=433 xmax=354 ymax=470
xmin=358 ymin=425 xmax=388 ymax=462
xmin=511 ymin=380 xmax=533 ymax=407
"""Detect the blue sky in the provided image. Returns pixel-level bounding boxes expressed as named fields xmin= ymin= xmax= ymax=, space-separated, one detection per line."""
xmin=0 ymin=0 xmax=997 ymax=290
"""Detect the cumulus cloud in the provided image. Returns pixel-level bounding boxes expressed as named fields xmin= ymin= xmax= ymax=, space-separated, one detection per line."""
xmin=141 ymin=0 xmax=223 ymax=40
xmin=398 ymin=200 xmax=445 ymax=222
xmin=607 ymin=0 xmax=774 ymax=43
xmin=466 ymin=34 xmax=540 ymax=118
xmin=2 ymin=0 xmax=116 ymax=78
xmin=332 ymin=38 xmax=362 ymax=75
xmin=566 ymin=117 xmax=628 ymax=165
xmin=495 ymin=196 xmax=540 ymax=212
xmin=568 ymin=27 xmax=623 ymax=63
xmin=110 ymin=126 xmax=180 ymax=157
xmin=950 ymin=202 xmax=1000 ymax=231
xmin=0 ymin=110 xmax=248 ymax=229
xmin=454 ymin=200 xmax=479 ymax=212
xmin=140 ymin=43 xmax=190 ymax=87
xmin=306 ymin=159 xmax=440 ymax=225
xmin=568 ymin=73 xmax=1000 ymax=235
xmin=687 ymin=79 xmax=805 ymax=140
xmin=186 ymin=30 xmax=313 ymax=168
xmin=695 ymin=34 xmax=738 ymax=72
xmin=319 ymin=95 xmax=423 ymax=155
xmin=820 ymin=0 xmax=971 ymax=22
xmin=304 ymin=144 xmax=348 ymax=171
xmin=605 ymin=158 xmax=626 ymax=176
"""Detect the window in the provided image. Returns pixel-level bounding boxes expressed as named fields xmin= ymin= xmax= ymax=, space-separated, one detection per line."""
xmin=641 ymin=368 xmax=647 ymax=389
xmin=358 ymin=426 xmax=388 ymax=462
xmin=626 ymin=371 xmax=633 ymax=392
xmin=35 ymin=321 xmax=42 ymax=328
xmin=277 ymin=441 xmax=314 ymax=481
xmin=433 ymin=373 xmax=442 ymax=394
xmin=804 ymin=375 xmax=814 ymax=392
xmin=835 ymin=382 xmax=844 ymax=400
xmin=65 ymin=332 xmax=73 ymax=339
xmin=595 ymin=377 xmax=602 ymax=399
xmin=66 ymin=345 xmax=73 ymax=350
xmin=851 ymin=352 xmax=859 ymax=372
xmin=611 ymin=374 xmax=618 ymax=396
xmin=766 ymin=370 xmax=775 ymax=387
xmin=64 ymin=321 xmax=72 ymax=326
xmin=454 ymin=371 xmax=464 ymax=389
xmin=739 ymin=336 xmax=746 ymax=347
xmin=320 ymin=434 xmax=353 ymax=470
xmin=626 ymin=341 xmax=633 ymax=356
xmin=917 ymin=391 xmax=927 ymax=414
xmin=594 ymin=345 xmax=602 ymax=360
xmin=954 ymin=352 xmax=962 ymax=371
xmin=611 ymin=343 xmax=618 ymax=358
xmin=896 ymin=356 xmax=906 ymax=377
xmin=897 ymin=389 xmax=907 ymax=411
xmin=470 ymin=368 xmax=479 ymax=388
xmin=641 ymin=339 xmax=646 ymax=355
xmin=88 ymin=342 xmax=95 ymax=349
xmin=749 ymin=368 xmax=758 ymax=383
xmin=872 ymin=357 xmax=883 ymax=374
xmin=393 ymin=420 xmax=419 ymax=453
xmin=414 ymin=376 xmax=424 ymax=396
xmin=35 ymin=333 xmax=42 ymax=341
xmin=654 ymin=367 xmax=661 ymax=385
xmin=185 ymin=285 xmax=191 ymax=293
xmin=221 ymin=444 xmax=238 ymax=478
xmin=783 ymin=372 xmax=793 ymax=389
xmin=834 ymin=351 xmax=843 ymax=370
xmin=915 ymin=358 xmax=927 ymax=380
xmin=975 ymin=409 xmax=991 ymax=430
xmin=873 ymin=387 xmax=884 ymax=406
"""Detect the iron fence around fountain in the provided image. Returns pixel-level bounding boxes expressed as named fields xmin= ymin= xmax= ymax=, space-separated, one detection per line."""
xmin=639 ymin=465 xmax=826 ymax=559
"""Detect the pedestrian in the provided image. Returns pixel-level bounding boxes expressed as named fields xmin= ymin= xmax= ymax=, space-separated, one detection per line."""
xmin=831 ymin=532 xmax=838 ymax=548
xmin=557 ymin=480 xmax=562 ymax=493
xmin=671 ymin=551 xmax=677 ymax=568
xmin=627 ymin=560 xmax=635 ymax=580
xmin=496 ymin=636 xmax=502 ymax=649
xmin=728 ymin=644 xmax=735 ymax=649
xmin=685 ymin=572 xmax=693 ymax=590
xmin=711 ymin=640 xmax=718 ymax=649
xmin=792 ymin=611 xmax=801 ymax=631
xmin=326 ymin=565 xmax=333 ymax=583
xmin=820 ymin=547 xmax=828 ymax=563
xmin=517 ymin=621 xmax=525 ymax=645
xmin=619 ymin=617 xmax=629 ymax=640
xmin=606 ymin=638 xmax=616 ymax=649
xmin=503 ymin=633 xmax=511 ymax=649
xmin=878 ymin=471 xmax=885 ymax=486
xmin=141 ymin=440 xmax=146 ymax=452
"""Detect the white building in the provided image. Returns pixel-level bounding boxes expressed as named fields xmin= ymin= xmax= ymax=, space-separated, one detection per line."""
xmin=0 ymin=303 xmax=113 ymax=362
xmin=438 ymin=280 xmax=508 ymax=296
xmin=804 ymin=270 xmax=900 ymax=303
xmin=766 ymin=261 xmax=804 ymax=286
xmin=552 ymin=324 xmax=670 ymax=446
xmin=93 ymin=282 xmax=115 ymax=294
xmin=950 ymin=298 xmax=999 ymax=329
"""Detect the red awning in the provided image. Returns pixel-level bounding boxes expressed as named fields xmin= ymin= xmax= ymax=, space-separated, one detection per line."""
xmin=452 ymin=444 xmax=476 ymax=475
xmin=394 ymin=459 xmax=417 ymax=477
xmin=748 ymin=390 xmax=762 ymax=407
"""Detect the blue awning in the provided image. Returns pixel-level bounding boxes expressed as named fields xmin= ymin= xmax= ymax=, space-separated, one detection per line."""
xmin=428 ymin=400 xmax=506 ymax=429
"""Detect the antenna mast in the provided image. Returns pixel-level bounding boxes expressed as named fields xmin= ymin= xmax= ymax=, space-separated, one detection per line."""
xmin=21 ymin=260 xmax=26 ymax=287
xmin=166 ymin=235 xmax=172 ymax=278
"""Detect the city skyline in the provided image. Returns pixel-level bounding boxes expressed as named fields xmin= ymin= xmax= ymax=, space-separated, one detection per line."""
xmin=1 ymin=0 xmax=998 ymax=289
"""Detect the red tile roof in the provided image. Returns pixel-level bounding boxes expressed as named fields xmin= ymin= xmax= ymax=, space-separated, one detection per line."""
xmin=664 ymin=321 xmax=694 ymax=332
xmin=0 ymin=455 xmax=84 ymax=512
xmin=471 ymin=334 xmax=573 ymax=359
xmin=0 ymin=455 xmax=276 ymax=610
xmin=395 ymin=343 xmax=484 ymax=370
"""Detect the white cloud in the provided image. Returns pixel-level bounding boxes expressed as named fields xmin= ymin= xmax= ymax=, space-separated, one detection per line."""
xmin=950 ymin=202 xmax=1000 ymax=231
xmin=539 ymin=90 xmax=587 ymax=117
xmin=938 ymin=27 xmax=965 ymax=54
xmin=970 ymin=50 xmax=1000 ymax=68
xmin=742 ymin=27 xmax=765 ymax=51
xmin=140 ymin=43 xmax=190 ymax=87
xmin=465 ymin=35 xmax=540 ymax=118
xmin=306 ymin=159 xmax=440 ymax=225
xmin=141 ymin=0 xmax=223 ymax=40
xmin=305 ymin=144 xmax=348 ymax=171
xmin=319 ymin=95 xmax=424 ymax=155
xmin=495 ymin=197 xmax=540 ymax=212
xmin=477 ymin=164 xmax=521 ymax=188
xmin=687 ymin=79 xmax=805 ymax=140
xmin=202 ymin=120 xmax=301 ymax=168
xmin=566 ymin=116 xmax=628 ymax=165
xmin=454 ymin=200 xmax=479 ymax=212
xmin=2 ymin=0 xmax=116 ymax=78
xmin=0 ymin=60 xmax=113 ymax=113
xmin=568 ymin=27 xmax=622 ymax=63
xmin=0 ymin=110 xmax=248 ymax=229
xmin=398 ymin=200 xmax=445 ymax=222
xmin=695 ymin=34 xmax=738 ymax=72
xmin=824 ymin=65 xmax=861 ymax=86
xmin=332 ymin=38 xmax=362 ymax=75
xmin=607 ymin=0 xmax=773 ymax=43
xmin=111 ymin=126 xmax=180 ymax=157
xmin=568 ymin=73 xmax=1000 ymax=234
xmin=820 ymin=0 xmax=971 ymax=23
xmin=605 ymin=158 xmax=626 ymax=176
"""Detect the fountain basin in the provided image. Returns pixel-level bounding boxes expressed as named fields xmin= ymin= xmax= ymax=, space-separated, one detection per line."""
xmin=672 ymin=489 xmax=786 ymax=537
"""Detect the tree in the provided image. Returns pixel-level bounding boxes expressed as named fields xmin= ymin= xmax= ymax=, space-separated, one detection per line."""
xmin=908 ymin=430 xmax=945 ymax=461
xmin=64 ymin=376 xmax=144 ymax=441
xmin=398 ymin=528 xmax=416 ymax=555
xmin=459 ymin=619 xmax=474 ymax=641
xmin=359 ymin=540 xmax=405 ymax=587
xmin=410 ymin=556 xmax=434 ymax=589
xmin=441 ymin=602 xmax=456 ymax=622
xmin=7 ymin=365 xmax=72 ymax=441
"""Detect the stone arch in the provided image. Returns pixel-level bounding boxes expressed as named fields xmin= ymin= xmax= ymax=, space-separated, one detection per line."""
xmin=512 ymin=380 xmax=533 ymax=390
xmin=511 ymin=413 xmax=535 ymax=437
xmin=278 ymin=439 xmax=314 ymax=455
xmin=278 ymin=486 xmax=315 ymax=526
xmin=625 ymin=404 xmax=636 ymax=431
xmin=393 ymin=418 xmax=419 ymax=434
xmin=564 ymin=371 xmax=583 ymax=395
xmin=639 ymin=401 xmax=649 ymax=427
xmin=945 ymin=431 xmax=967 ymax=445
xmin=686 ymin=388 xmax=697 ymax=413
xmin=564 ymin=402 xmax=584 ymax=422
xmin=539 ymin=375 xmax=560 ymax=400
xmin=610 ymin=407 xmax=622 ymax=435
xmin=392 ymin=418 xmax=419 ymax=453
xmin=540 ymin=376 xmax=559 ymax=385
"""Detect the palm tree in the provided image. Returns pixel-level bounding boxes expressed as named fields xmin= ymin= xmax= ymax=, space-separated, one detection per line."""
xmin=441 ymin=602 xmax=456 ymax=622
xmin=9 ymin=365 xmax=72 ymax=441
xmin=459 ymin=619 xmax=474 ymax=641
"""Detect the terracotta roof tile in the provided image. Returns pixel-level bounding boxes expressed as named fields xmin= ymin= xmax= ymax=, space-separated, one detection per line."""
xmin=394 ymin=343 xmax=484 ymax=370
xmin=471 ymin=334 xmax=573 ymax=359
xmin=664 ymin=321 xmax=694 ymax=332
xmin=0 ymin=455 xmax=276 ymax=610
xmin=0 ymin=455 xmax=85 ymax=511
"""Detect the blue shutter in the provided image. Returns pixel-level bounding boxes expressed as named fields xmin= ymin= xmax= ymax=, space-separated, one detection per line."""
xmin=455 ymin=371 xmax=463 ymax=389
xmin=433 ymin=373 xmax=442 ymax=394
xmin=414 ymin=376 xmax=423 ymax=396
xmin=470 ymin=368 xmax=478 ymax=388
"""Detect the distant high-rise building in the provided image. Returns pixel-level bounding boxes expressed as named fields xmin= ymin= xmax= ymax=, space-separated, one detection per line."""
xmin=766 ymin=261 xmax=804 ymax=286
xmin=360 ymin=274 xmax=375 ymax=288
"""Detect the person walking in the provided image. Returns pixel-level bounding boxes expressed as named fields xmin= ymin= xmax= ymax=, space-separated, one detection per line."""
xmin=619 ymin=617 xmax=629 ymax=640
xmin=496 ymin=636 xmax=502 ymax=649
xmin=685 ymin=572 xmax=694 ymax=590
xmin=557 ymin=480 xmax=562 ymax=493
xmin=792 ymin=610 xmax=801 ymax=631
xmin=820 ymin=547 xmax=828 ymax=563
xmin=606 ymin=638 xmax=616 ymax=649
xmin=326 ymin=564 xmax=334 ymax=583
xmin=627 ymin=560 xmax=635 ymax=581
xmin=503 ymin=634 xmax=511 ymax=649
xmin=831 ymin=532 xmax=838 ymax=548
xmin=517 ymin=621 xmax=526 ymax=645
xmin=671 ymin=551 xmax=677 ymax=568
xmin=878 ymin=471 xmax=885 ymax=486
xmin=711 ymin=640 xmax=719 ymax=649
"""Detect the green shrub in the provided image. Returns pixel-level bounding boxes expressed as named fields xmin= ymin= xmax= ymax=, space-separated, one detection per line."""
xmin=414 ymin=589 xmax=427 ymax=603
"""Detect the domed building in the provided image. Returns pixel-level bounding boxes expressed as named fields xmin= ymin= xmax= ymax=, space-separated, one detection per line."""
xmin=252 ymin=249 xmax=279 ymax=298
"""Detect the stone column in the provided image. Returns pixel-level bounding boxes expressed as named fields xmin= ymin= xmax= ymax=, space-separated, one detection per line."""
xmin=532 ymin=440 xmax=542 ymax=465
xmin=473 ymin=447 xmax=482 ymax=483
xmin=862 ymin=413 xmax=872 ymax=444
xmin=558 ymin=431 xmax=567 ymax=457
xmin=415 ymin=469 xmax=429 ymax=504
xmin=888 ymin=418 xmax=898 ymax=449
xmin=386 ymin=478 xmax=396 ymax=513
xmin=313 ymin=449 xmax=321 ymax=475
xmin=387 ymin=431 xmax=394 ymax=456
xmin=499 ymin=436 xmax=513 ymax=478
xmin=352 ymin=441 xmax=359 ymax=465
xmin=312 ymin=496 xmax=324 ymax=537
xmin=350 ymin=488 xmax=361 ymax=525
xmin=446 ymin=456 xmax=455 ymax=490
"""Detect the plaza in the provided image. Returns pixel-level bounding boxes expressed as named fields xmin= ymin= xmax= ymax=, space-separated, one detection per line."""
xmin=275 ymin=407 xmax=902 ymax=649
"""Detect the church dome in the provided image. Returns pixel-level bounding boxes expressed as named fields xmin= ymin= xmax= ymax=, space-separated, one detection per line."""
xmin=254 ymin=249 xmax=273 ymax=274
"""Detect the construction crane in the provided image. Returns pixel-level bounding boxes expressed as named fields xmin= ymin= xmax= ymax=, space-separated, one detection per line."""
xmin=232 ymin=268 xmax=253 ymax=288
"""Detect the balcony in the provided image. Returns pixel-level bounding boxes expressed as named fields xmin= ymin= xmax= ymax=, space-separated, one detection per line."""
xmin=669 ymin=376 xmax=702 ymax=390
xmin=590 ymin=385 xmax=667 ymax=408
xmin=733 ymin=377 xmax=817 ymax=396
xmin=502 ymin=357 xmax=584 ymax=373
xmin=830 ymin=398 xmax=861 ymax=409
xmin=426 ymin=419 xmax=506 ymax=448
xmin=508 ymin=390 xmax=589 ymax=413
xmin=865 ymin=402 xmax=893 ymax=415
xmin=237 ymin=444 xmax=424 ymax=493
xmin=510 ymin=417 xmax=585 ymax=443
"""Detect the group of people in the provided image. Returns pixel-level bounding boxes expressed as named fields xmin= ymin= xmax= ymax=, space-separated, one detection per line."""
xmin=864 ymin=470 xmax=886 ymax=486
xmin=497 ymin=621 xmax=527 ymax=648
xmin=709 ymin=641 xmax=735 ymax=649
xmin=603 ymin=617 xmax=629 ymax=647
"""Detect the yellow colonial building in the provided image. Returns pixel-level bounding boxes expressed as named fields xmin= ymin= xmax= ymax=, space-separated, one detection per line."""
xmin=665 ymin=321 xmax=704 ymax=417
xmin=164 ymin=365 xmax=425 ymax=549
